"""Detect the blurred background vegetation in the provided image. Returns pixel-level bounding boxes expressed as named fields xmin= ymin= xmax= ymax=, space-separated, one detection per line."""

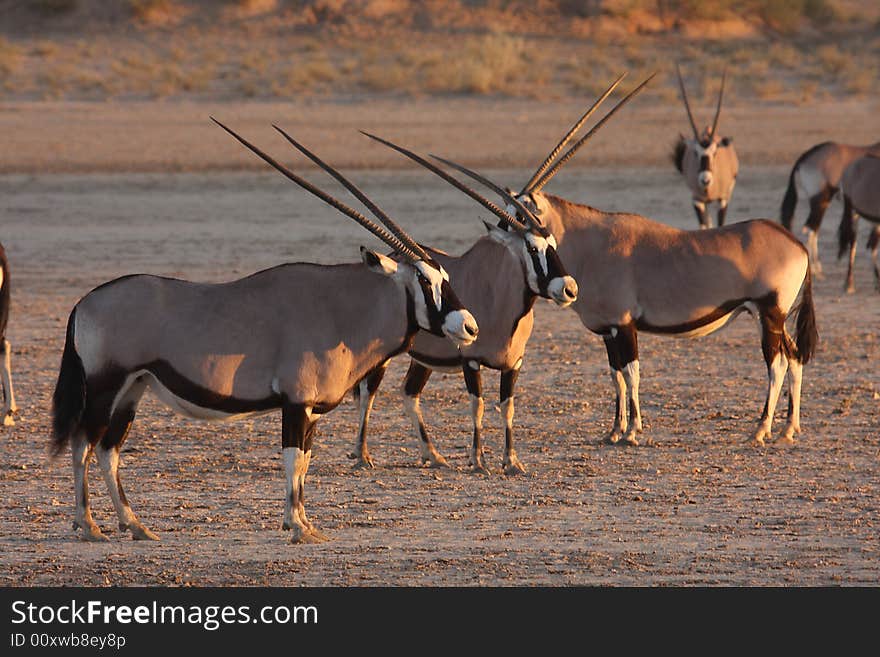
xmin=0 ymin=0 xmax=877 ymax=103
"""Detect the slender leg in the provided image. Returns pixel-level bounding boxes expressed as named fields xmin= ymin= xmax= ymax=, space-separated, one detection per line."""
xmin=616 ymin=324 xmax=644 ymax=446
xmin=72 ymin=435 xmax=108 ymax=541
xmin=401 ymin=361 xmax=446 ymax=467
xmin=845 ymin=213 xmax=859 ymax=294
xmin=752 ymin=310 xmax=790 ymax=446
xmin=349 ymin=362 xmax=387 ymax=468
xmin=804 ymin=189 xmax=831 ymax=277
xmin=603 ymin=332 xmax=628 ymax=444
xmin=779 ymin=343 xmax=802 ymax=445
xmin=717 ymin=199 xmax=728 ymax=227
xmin=693 ymin=201 xmax=709 ymax=229
xmin=463 ymin=362 xmax=486 ymax=473
xmin=869 ymin=226 xmax=880 ymax=291
xmin=500 ymin=361 xmax=525 ymax=475
xmin=0 ymin=339 xmax=17 ymax=426
xmin=94 ymin=377 xmax=157 ymax=540
xmin=281 ymin=400 xmax=327 ymax=544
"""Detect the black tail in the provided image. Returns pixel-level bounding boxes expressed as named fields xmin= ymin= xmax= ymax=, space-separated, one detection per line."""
xmin=780 ymin=164 xmax=798 ymax=229
xmin=837 ymin=197 xmax=857 ymax=260
xmin=51 ymin=309 xmax=87 ymax=456
xmin=672 ymin=136 xmax=686 ymax=174
xmin=794 ymin=265 xmax=818 ymax=365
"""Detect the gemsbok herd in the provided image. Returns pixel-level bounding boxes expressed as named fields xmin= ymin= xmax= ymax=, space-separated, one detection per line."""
xmin=0 ymin=68 xmax=869 ymax=544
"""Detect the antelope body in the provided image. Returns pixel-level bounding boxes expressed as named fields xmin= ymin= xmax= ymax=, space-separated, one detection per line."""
xmin=525 ymin=191 xmax=816 ymax=446
xmin=441 ymin=74 xmax=818 ymax=447
xmin=349 ymin=133 xmax=577 ymax=475
xmin=781 ymin=141 xmax=880 ymax=276
xmin=673 ymin=66 xmax=739 ymax=229
xmin=51 ymin=121 xmax=478 ymax=544
xmin=0 ymin=243 xmax=17 ymax=426
xmin=837 ymin=154 xmax=880 ymax=293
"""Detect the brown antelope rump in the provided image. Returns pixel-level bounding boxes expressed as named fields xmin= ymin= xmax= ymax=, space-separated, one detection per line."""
xmin=442 ymin=74 xmax=818 ymax=447
xmin=348 ymin=133 xmax=578 ymax=475
xmin=51 ymin=120 xmax=478 ymax=544
xmin=0 ymin=242 xmax=17 ymax=427
xmin=673 ymin=65 xmax=739 ymax=229
xmin=781 ymin=141 xmax=880 ymax=276
xmin=837 ymin=154 xmax=880 ymax=293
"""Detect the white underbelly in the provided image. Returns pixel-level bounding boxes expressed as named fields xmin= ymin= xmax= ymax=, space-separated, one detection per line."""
xmin=142 ymin=371 xmax=274 ymax=423
xmin=671 ymin=306 xmax=749 ymax=339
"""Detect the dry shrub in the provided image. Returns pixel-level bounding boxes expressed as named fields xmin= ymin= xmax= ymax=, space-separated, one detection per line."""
xmin=234 ymin=0 xmax=279 ymax=17
xmin=0 ymin=38 xmax=22 ymax=76
xmin=130 ymin=0 xmax=184 ymax=25
xmin=816 ymin=44 xmax=851 ymax=75
xmin=845 ymin=68 xmax=876 ymax=96
xmin=421 ymin=32 xmax=527 ymax=95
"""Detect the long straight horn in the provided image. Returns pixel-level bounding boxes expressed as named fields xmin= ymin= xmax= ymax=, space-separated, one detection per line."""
xmin=272 ymin=124 xmax=431 ymax=262
xmin=360 ymin=131 xmax=528 ymax=232
xmin=428 ymin=154 xmax=549 ymax=235
xmin=709 ymin=68 xmax=727 ymax=142
xmin=530 ymin=73 xmax=656 ymax=194
xmin=211 ymin=117 xmax=419 ymax=261
xmin=676 ymin=63 xmax=699 ymax=140
xmin=521 ymin=71 xmax=628 ymax=195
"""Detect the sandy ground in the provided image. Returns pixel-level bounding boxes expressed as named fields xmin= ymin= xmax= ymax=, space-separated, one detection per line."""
xmin=2 ymin=98 xmax=879 ymax=174
xmin=0 ymin=148 xmax=878 ymax=586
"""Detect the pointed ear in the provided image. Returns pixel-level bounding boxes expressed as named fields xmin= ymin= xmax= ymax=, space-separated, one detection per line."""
xmin=361 ymin=246 xmax=398 ymax=276
xmin=483 ymin=220 xmax=511 ymax=244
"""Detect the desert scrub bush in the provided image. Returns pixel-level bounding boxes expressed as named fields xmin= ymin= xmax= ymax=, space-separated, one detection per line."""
xmin=845 ymin=67 xmax=876 ymax=95
xmin=816 ymin=44 xmax=852 ymax=75
xmin=129 ymin=0 xmax=181 ymax=24
xmin=0 ymin=38 xmax=23 ymax=76
xmin=421 ymin=32 xmax=528 ymax=95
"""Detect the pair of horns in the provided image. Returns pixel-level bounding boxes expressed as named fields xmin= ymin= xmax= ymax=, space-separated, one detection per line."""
xmin=359 ymin=132 xmax=544 ymax=235
xmin=520 ymin=72 xmax=656 ymax=196
xmin=212 ymin=117 xmax=430 ymax=263
xmin=676 ymin=63 xmax=726 ymax=143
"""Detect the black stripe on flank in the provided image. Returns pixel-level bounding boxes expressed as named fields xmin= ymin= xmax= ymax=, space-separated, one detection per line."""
xmin=409 ymin=351 xmax=462 ymax=369
xmin=143 ymin=360 xmax=281 ymax=414
xmin=636 ymin=298 xmax=751 ymax=335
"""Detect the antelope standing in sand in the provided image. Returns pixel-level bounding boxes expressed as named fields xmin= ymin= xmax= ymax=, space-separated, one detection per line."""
xmin=51 ymin=120 xmax=478 ymax=545
xmin=441 ymin=74 xmax=817 ymax=447
xmin=837 ymin=154 xmax=880 ymax=293
xmin=346 ymin=132 xmax=578 ymax=475
xmin=0 ymin=242 xmax=17 ymax=426
xmin=673 ymin=66 xmax=739 ymax=229
xmin=780 ymin=140 xmax=880 ymax=276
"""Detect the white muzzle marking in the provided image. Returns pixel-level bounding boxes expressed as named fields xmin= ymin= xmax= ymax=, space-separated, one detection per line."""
xmin=443 ymin=309 xmax=479 ymax=347
xmin=699 ymin=171 xmax=713 ymax=189
xmin=548 ymin=275 xmax=578 ymax=307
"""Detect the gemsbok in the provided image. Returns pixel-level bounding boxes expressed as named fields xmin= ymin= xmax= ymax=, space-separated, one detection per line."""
xmin=346 ymin=132 xmax=578 ymax=475
xmin=51 ymin=119 xmax=478 ymax=544
xmin=780 ymin=140 xmax=880 ymax=276
xmin=439 ymin=74 xmax=818 ymax=447
xmin=0 ymin=242 xmax=17 ymax=427
xmin=673 ymin=65 xmax=739 ymax=229
xmin=837 ymin=154 xmax=880 ymax=293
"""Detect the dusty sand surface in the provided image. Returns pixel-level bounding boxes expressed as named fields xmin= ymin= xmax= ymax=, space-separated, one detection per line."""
xmin=2 ymin=98 xmax=879 ymax=174
xmin=0 ymin=158 xmax=877 ymax=586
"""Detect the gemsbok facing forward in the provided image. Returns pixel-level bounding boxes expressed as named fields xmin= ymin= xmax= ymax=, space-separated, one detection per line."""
xmin=780 ymin=140 xmax=880 ymax=276
xmin=442 ymin=74 xmax=817 ymax=447
xmin=0 ymin=242 xmax=17 ymax=427
xmin=347 ymin=132 xmax=578 ymax=475
xmin=673 ymin=65 xmax=739 ymax=229
xmin=51 ymin=120 xmax=478 ymax=544
xmin=837 ymin=154 xmax=880 ymax=293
